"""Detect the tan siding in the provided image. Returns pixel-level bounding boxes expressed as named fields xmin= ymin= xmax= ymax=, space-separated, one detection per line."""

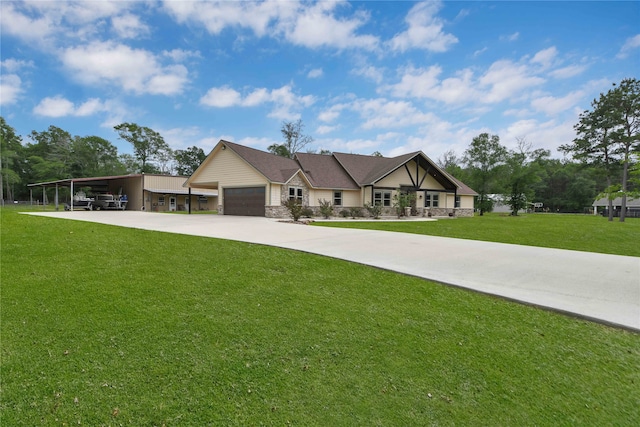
xmin=342 ymin=190 xmax=361 ymax=207
xmin=143 ymin=175 xmax=188 ymax=191
xmin=313 ymin=189 xmax=333 ymax=206
xmin=460 ymin=195 xmax=474 ymax=209
xmin=375 ymin=163 xmax=445 ymax=190
xmin=270 ymin=184 xmax=281 ymax=206
xmin=192 ymin=149 xmax=266 ymax=186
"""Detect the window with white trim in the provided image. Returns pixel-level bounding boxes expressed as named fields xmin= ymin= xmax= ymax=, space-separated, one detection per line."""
xmin=374 ymin=191 xmax=392 ymax=207
xmin=425 ymin=192 xmax=439 ymax=208
xmin=289 ymin=186 xmax=303 ymax=202
xmin=333 ymin=191 xmax=343 ymax=206
xmin=455 ymin=195 xmax=461 ymax=208
xmin=158 ymin=196 xmax=165 ymax=206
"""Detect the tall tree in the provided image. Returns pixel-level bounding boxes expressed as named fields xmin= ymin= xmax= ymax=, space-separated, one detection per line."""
xmin=463 ymin=133 xmax=507 ymax=215
xmin=0 ymin=117 xmax=23 ymax=203
xmin=608 ymin=78 xmax=640 ymax=221
xmin=268 ymin=119 xmax=314 ymax=158
xmin=71 ymin=136 xmax=125 ymax=177
xmin=503 ymin=139 xmax=546 ymax=216
xmin=25 ymin=126 xmax=74 ymax=181
xmin=114 ymin=123 xmax=171 ymax=173
xmin=560 ymin=79 xmax=638 ymax=221
xmin=174 ymin=146 xmax=206 ymax=176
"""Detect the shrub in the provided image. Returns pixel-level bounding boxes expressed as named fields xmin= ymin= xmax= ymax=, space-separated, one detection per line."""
xmin=318 ymin=199 xmax=333 ymax=219
xmin=301 ymin=206 xmax=314 ymax=218
xmin=339 ymin=209 xmax=350 ymax=218
xmin=392 ymin=191 xmax=416 ymax=218
xmin=349 ymin=207 xmax=362 ymax=219
xmin=284 ymin=199 xmax=305 ymax=221
xmin=364 ymin=202 xmax=382 ymax=219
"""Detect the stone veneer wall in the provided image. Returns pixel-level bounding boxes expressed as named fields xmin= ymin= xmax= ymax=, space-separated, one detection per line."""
xmin=265 ymin=205 xmax=474 ymax=219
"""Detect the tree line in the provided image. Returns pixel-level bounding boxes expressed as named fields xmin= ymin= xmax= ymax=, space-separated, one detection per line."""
xmin=441 ymin=78 xmax=638 ymax=221
xmin=1 ymin=79 xmax=638 ymax=217
xmin=0 ymin=119 xmax=206 ymax=203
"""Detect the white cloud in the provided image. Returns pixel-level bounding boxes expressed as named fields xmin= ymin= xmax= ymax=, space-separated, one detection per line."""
xmin=387 ymin=1 xmax=458 ymax=53
xmin=307 ymin=68 xmax=323 ymax=78
xmin=1 ymin=58 xmax=34 ymax=73
xmin=549 ymin=64 xmax=587 ymax=79
xmin=112 ymin=13 xmax=150 ymax=39
xmin=351 ymin=98 xmax=437 ymax=129
xmin=280 ymin=2 xmax=378 ymax=50
xmin=479 ymin=60 xmax=545 ymax=104
xmin=164 ymin=0 xmax=377 ymax=50
xmin=500 ymin=118 xmax=577 ymax=154
xmin=0 ymin=74 xmax=24 ymax=106
xmin=162 ymin=0 xmax=284 ymax=37
xmin=33 ymin=96 xmax=77 ymax=117
xmin=351 ymin=65 xmax=385 ymax=84
xmin=0 ymin=1 xmax=129 ymax=46
xmin=500 ymin=32 xmax=520 ymax=42
xmin=200 ymin=86 xmax=242 ymax=107
xmin=200 ymin=84 xmax=315 ymax=120
xmin=61 ymin=41 xmax=189 ymax=95
xmin=316 ymin=125 xmax=339 ymax=135
xmin=33 ymin=96 xmax=109 ymax=117
xmin=163 ymin=49 xmax=201 ymax=62
xmin=617 ymin=34 xmax=640 ymax=59
xmin=530 ymin=46 xmax=558 ymax=69
xmin=530 ymin=91 xmax=584 ymax=116
xmin=318 ymin=103 xmax=347 ymax=122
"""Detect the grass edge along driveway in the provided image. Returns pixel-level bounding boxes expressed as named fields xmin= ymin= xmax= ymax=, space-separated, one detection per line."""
xmin=1 ymin=210 xmax=639 ymax=425
xmin=312 ymin=213 xmax=640 ymax=257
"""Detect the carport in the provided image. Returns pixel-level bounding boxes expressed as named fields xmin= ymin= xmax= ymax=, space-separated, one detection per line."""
xmin=27 ymin=175 xmax=140 ymax=211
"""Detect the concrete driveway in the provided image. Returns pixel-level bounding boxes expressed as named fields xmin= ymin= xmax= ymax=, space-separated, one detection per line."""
xmin=25 ymin=211 xmax=640 ymax=331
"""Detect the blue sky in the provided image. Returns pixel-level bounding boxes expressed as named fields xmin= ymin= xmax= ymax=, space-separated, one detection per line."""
xmin=1 ymin=1 xmax=638 ymax=162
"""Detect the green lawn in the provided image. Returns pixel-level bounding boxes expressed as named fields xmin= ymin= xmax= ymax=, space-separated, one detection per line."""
xmin=1 ymin=210 xmax=639 ymax=425
xmin=313 ymin=213 xmax=640 ymax=257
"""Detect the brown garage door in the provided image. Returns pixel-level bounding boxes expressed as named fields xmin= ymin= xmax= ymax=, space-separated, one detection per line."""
xmin=223 ymin=187 xmax=266 ymax=216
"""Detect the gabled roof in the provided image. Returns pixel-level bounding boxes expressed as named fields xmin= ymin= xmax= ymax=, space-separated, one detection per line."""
xmin=222 ymin=140 xmax=301 ymax=184
xmin=332 ymin=152 xmax=419 ymax=185
xmin=294 ymin=152 xmax=360 ymax=190
xmin=187 ymin=140 xmax=476 ymax=195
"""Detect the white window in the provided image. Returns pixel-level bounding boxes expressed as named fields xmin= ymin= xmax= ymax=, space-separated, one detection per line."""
xmin=158 ymin=196 xmax=165 ymax=206
xmin=425 ymin=192 xmax=439 ymax=208
xmin=455 ymin=195 xmax=461 ymax=208
xmin=289 ymin=186 xmax=303 ymax=202
xmin=333 ymin=191 xmax=343 ymax=206
xmin=374 ymin=191 xmax=392 ymax=207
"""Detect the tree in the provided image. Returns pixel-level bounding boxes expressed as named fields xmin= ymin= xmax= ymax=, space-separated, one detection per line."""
xmin=174 ymin=146 xmax=206 ymax=176
xmin=503 ymin=139 xmax=546 ymax=216
xmin=463 ymin=133 xmax=507 ymax=215
xmin=114 ymin=123 xmax=171 ymax=173
xmin=25 ymin=125 xmax=74 ymax=181
xmin=269 ymin=119 xmax=314 ymax=158
xmin=560 ymin=79 xmax=639 ymax=221
xmin=70 ymin=136 xmax=125 ymax=177
xmin=608 ymin=78 xmax=640 ymax=221
xmin=0 ymin=117 xmax=23 ymax=203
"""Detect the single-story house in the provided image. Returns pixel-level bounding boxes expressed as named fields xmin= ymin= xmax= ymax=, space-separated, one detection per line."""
xmin=28 ymin=174 xmax=218 ymax=212
xmin=184 ymin=140 xmax=477 ymax=218
xmin=592 ymin=196 xmax=640 ymax=217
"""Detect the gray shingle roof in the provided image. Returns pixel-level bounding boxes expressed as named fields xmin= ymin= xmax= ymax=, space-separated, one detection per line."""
xmin=222 ymin=140 xmax=300 ymax=183
xmin=294 ymin=152 xmax=360 ymax=189
xmin=219 ymin=140 xmax=477 ymax=195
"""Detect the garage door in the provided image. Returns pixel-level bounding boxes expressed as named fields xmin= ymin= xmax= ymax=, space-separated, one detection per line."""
xmin=223 ymin=187 xmax=266 ymax=216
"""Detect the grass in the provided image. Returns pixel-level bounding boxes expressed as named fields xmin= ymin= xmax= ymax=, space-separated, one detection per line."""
xmin=1 ymin=209 xmax=639 ymax=425
xmin=313 ymin=213 xmax=640 ymax=257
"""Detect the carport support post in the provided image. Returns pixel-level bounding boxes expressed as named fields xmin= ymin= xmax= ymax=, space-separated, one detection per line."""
xmin=188 ymin=188 xmax=191 ymax=214
xmin=55 ymin=183 xmax=59 ymax=211
xmin=70 ymin=180 xmax=74 ymax=211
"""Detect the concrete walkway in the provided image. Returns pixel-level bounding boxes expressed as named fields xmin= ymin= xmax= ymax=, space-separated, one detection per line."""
xmin=25 ymin=211 xmax=640 ymax=331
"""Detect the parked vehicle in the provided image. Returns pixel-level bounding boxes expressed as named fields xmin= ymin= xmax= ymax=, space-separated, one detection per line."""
xmin=91 ymin=194 xmax=128 ymax=210
xmin=65 ymin=191 xmax=93 ymax=211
